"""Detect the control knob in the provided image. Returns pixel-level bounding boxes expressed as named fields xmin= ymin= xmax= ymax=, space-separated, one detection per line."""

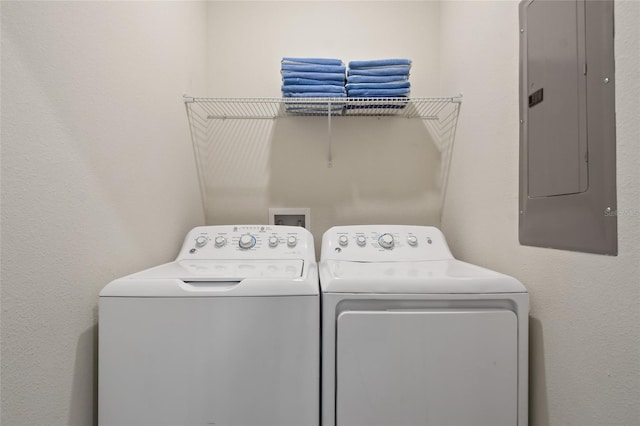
xmin=268 ymin=236 xmax=279 ymax=247
xmin=287 ymin=235 xmax=298 ymax=248
xmin=338 ymin=235 xmax=349 ymax=247
xmin=238 ymin=234 xmax=256 ymax=249
xmin=195 ymin=236 xmax=208 ymax=248
xmin=214 ymin=236 xmax=226 ymax=247
xmin=378 ymin=233 xmax=395 ymax=249
xmin=407 ymin=235 xmax=418 ymax=246
xmin=356 ymin=235 xmax=367 ymax=247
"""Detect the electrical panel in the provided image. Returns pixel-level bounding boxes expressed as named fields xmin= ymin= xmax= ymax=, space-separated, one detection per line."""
xmin=519 ymin=0 xmax=616 ymax=255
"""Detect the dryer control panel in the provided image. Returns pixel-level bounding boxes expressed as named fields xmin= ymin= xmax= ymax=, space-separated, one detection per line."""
xmin=321 ymin=225 xmax=454 ymax=262
xmin=177 ymin=225 xmax=314 ymax=260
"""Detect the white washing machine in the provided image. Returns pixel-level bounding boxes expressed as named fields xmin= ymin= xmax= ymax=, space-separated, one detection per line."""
xmin=99 ymin=225 xmax=319 ymax=426
xmin=320 ymin=225 xmax=528 ymax=426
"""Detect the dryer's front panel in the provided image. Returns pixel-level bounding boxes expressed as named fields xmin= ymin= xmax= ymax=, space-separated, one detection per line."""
xmin=336 ymin=309 xmax=517 ymax=426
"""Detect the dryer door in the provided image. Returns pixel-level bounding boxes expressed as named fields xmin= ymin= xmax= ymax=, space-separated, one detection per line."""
xmin=336 ymin=309 xmax=518 ymax=426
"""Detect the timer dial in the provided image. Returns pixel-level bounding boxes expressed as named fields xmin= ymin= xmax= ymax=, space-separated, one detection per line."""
xmin=378 ymin=233 xmax=395 ymax=249
xmin=238 ymin=234 xmax=256 ymax=249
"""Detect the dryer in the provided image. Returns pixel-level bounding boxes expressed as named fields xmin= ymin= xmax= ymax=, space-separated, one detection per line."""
xmin=319 ymin=225 xmax=528 ymax=426
xmin=99 ymin=225 xmax=319 ymax=426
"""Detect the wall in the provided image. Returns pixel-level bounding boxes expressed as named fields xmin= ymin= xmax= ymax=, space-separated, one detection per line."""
xmin=0 ymin=2 xmax=206 ymax=425
xmin=2 ymin=1 xmax=638 ymax=425
xmin=439 ymin=1 xmax=640 ymax=425
xmin=204 ymin=1 xmax=445 ymax=254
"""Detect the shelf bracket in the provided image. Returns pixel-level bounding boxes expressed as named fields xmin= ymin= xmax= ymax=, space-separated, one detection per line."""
xmin=327 ymin=101 xmax=333 ymax=168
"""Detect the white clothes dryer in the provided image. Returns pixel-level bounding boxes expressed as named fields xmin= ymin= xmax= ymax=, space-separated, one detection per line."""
xmin=99 ymin=225 xmax=319 ymax=426
xmin=320 ymin=225 xmax=528 ymax=426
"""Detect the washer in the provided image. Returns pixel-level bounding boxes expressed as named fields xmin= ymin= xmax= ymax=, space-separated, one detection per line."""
xmin=320 ymin=225 xmax=528 ymax=426
xmin=99 ymin=225 xmax=319 ymax=426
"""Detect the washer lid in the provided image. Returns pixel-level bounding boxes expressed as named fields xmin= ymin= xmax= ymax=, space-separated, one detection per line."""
xmin=100 ymin=259 xmax=319 ymax=297
xmin=319 ymin=259 xmax=527 ymax=294
xmin=148 ymin=259 xmax=304 ymax=281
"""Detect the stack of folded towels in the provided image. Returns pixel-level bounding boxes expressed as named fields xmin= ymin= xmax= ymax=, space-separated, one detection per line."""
xmin=281 ymin=57 xmax=347 ymax=98
xmin=346 ymin=59 xmax=411 ymax=98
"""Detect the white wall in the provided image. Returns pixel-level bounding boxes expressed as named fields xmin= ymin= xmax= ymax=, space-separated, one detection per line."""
xmin=204 ymin=1 xmax=446 ymax=254
xmin=1 ymin=2 xmax=206 ymax=424
xmin=440 ymin=1 xmax=640 ymax=425
xmin=207 ymin=1 xmax=442 ymax=98
xmin=2 ymin=1 xmax=638 ymax=425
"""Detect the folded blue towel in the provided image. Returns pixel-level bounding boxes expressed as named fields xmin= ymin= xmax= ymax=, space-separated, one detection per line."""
xmin=346 ymin=81 xmax=410 ymax=90
xmin=284 ymin=77 xmax=345 ymax=86
xmin=283 ymin=92 xmax=347 ymax=98
xmin=348 ymin=67 xmax=411 ymax=77
xmin=282 ymin=57 xmax=344 ymax=66
xmin=348 ymin=59 xmax=412 ymax=69
xmin=281 ymin=64 xmax=346 ymax=73
xmin=282 ymin=85 xmax=346 ymax=94
xmin=347 ymin=88 xmax=410 ymax=97
xmin=346 ymin=75 xmax=409 ymax=83
xmin=281 ymin=71 xmax=346 ymax=82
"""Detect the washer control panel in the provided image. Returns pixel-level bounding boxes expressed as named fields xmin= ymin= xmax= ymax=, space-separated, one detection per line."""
xmin=177 ymin=225 xmax=312 ymax=260
xmin=321 ymin=225 xmax=454 ymax=262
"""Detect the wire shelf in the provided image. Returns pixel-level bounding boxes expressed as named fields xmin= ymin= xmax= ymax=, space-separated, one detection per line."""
xmin=184 ymin=96 xmax=461 ymax=120
xmin=184 ymin=95 xmax=462 ymax=209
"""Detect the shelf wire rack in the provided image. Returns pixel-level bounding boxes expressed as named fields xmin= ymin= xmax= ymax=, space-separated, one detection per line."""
xmin=184 ymin=96 xmax=460 ymax=120
xmin=184 ymin=95 xmax=462 ymax=210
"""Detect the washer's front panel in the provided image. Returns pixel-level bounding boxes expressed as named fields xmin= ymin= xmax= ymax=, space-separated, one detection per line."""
xmin=336 ymin=309 xmax=517 ymax=426
xmin=99 ymin=296 xmax=319 ymax=426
